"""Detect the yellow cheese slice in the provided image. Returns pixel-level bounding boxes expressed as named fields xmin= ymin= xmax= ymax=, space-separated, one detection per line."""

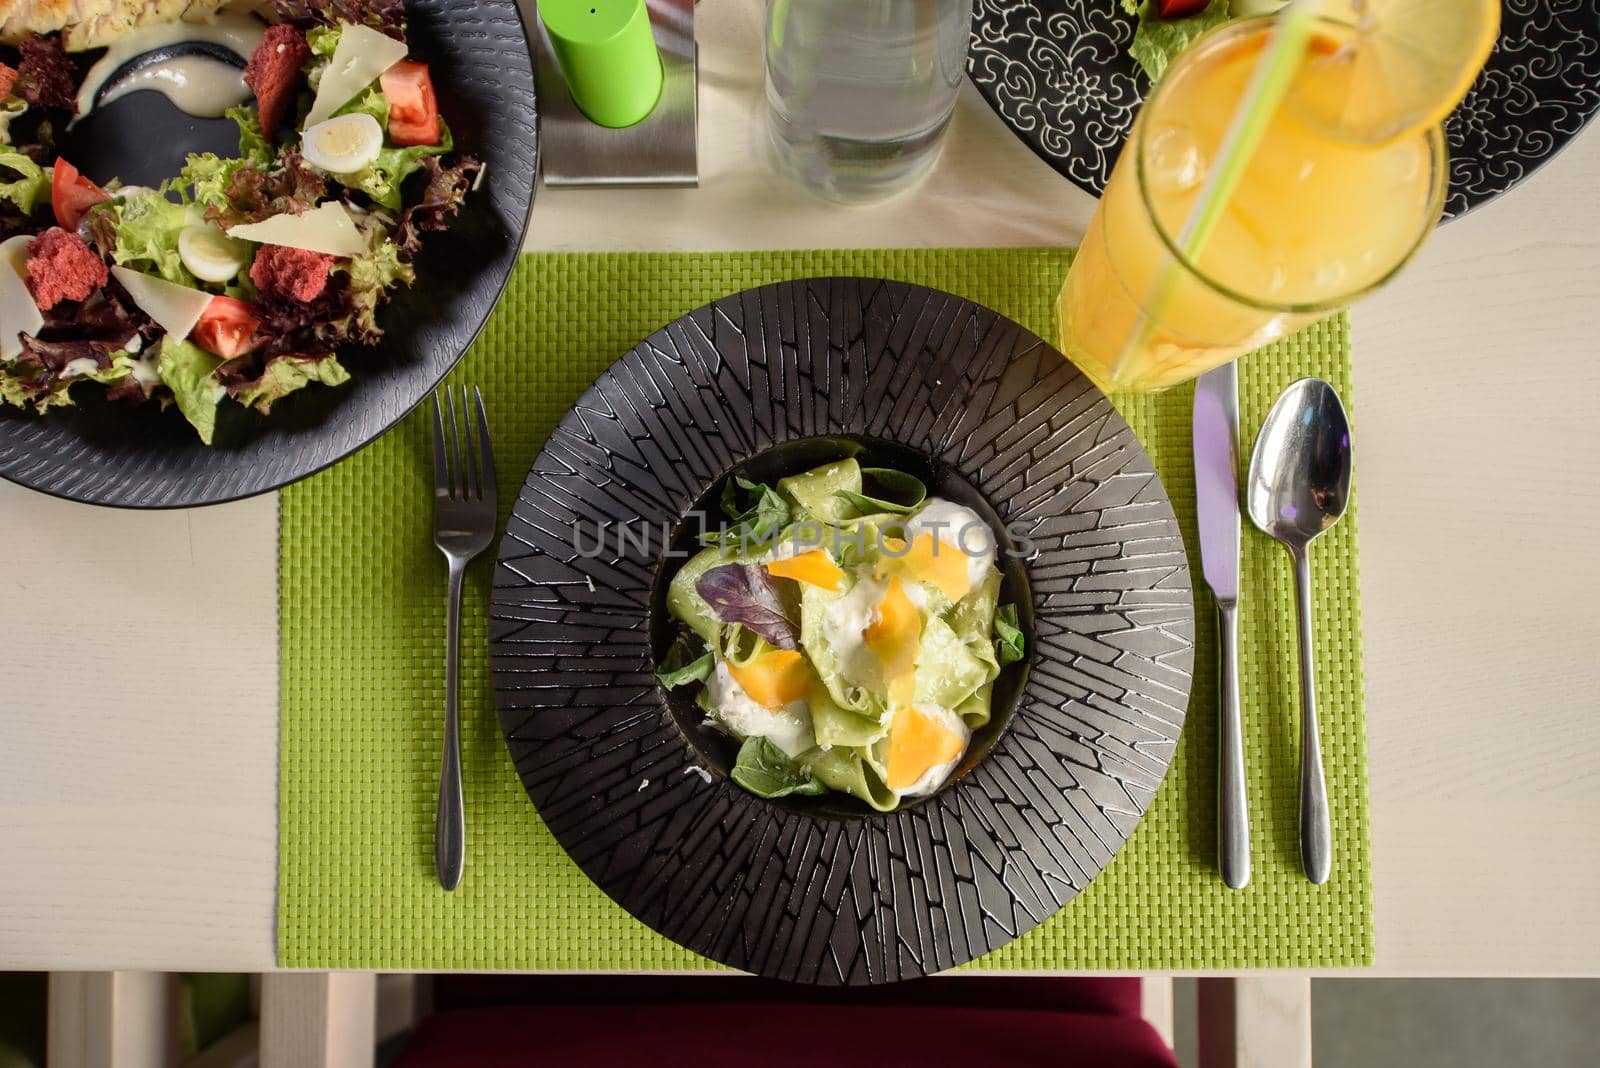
xmin=876 ymin=533 xmax=971 ymax=603
xmin=863 ymin=576 xmax=921 ymax=708
xmin=765 ymin=550 xmax=845 ymax=591
xmin=110 ymin=267 xmax=213 ymax=342
xmin=0 ymin=235 xmax=44 ymax=361
xmin=225 ymin=202 xmax=367 ymax=257
xmin=726 ymin=649 xmax=811 ymax=710
xmin=885 ymin=706 xmax=965 ymax=791
xmin=304 ymin=23 xmax=411 ymax=127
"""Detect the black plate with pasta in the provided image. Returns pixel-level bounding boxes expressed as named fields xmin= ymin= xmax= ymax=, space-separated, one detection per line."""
xmin=490 ymin=277 xmax=1196 ymax=984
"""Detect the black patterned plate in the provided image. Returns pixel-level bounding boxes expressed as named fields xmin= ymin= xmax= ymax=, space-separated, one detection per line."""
xmin=490 ymin=278 xmax=1195 ymax=984
xmin=968 ymin=0 xmax=1600 ymax=219
xmin=0 ymin=0 xmax=537 ymax=508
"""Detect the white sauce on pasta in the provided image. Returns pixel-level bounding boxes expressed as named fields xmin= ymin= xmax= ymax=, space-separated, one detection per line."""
xmin=707 ymin=662 xmax=814 ymax=758
xmin=822 ymin=573 xmax=929 ymax=694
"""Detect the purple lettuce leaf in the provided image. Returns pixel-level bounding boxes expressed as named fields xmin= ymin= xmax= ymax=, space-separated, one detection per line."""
xmin=270 ymin=0 xmax=408 ymax=34
xmin=15 ymin=35 xmax=75 ymax=114
xmin=695 ymin=563 xmax=799 ymax=651
xmin=396 ymin=156 xmax=481 ymax=260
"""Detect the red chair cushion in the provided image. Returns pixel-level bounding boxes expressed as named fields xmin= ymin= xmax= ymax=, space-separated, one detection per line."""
xmin=433 ymin=974 xmax=1142 ymax=1018
xmin=397 ymin=980 xmax=1178 ymax=1068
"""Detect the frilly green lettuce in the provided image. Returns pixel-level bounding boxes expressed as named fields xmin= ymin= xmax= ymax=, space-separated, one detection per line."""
xmin=157 ymin=338 xmax=225 ymax=444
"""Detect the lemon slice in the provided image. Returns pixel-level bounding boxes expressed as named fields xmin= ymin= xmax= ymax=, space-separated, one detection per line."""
xmin=1288 ymin=0 xmax=1499 ymax=145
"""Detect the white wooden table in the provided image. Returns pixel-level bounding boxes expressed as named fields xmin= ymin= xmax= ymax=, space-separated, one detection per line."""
xmin=3 ymin=3 xmax=1597 ymax=975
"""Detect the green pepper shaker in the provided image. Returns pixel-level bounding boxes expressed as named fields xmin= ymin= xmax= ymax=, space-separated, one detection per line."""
xmin=539 ymin=0 xmax=664 ymax=129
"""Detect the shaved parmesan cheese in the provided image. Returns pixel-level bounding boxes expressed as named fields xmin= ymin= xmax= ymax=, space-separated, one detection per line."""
xmin=111 ymin=267 xmax=214 ymax=342
xmin=304 ymin=24 xmax=410 ymax=127
xmin=225 ymin=202 xmax=367 ymax=257
xmin=0 ymin=235 xmax=43 ymax=362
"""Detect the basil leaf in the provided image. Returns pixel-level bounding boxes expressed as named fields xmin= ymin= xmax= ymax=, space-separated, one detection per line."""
xmin=994 ymin=603 xmax=1027 ymax=666
xmin=695 ymin=563 xmax=799 ymax=650
xmin=730 ymin=736 xmax=827 ymax=799
xmin=655 ymin=633 xmax=713 ymax=689
xmin=703 ymin=476 xmax=791 ymax=549
xmin=835 ymin=467 xmax=927 ymax=518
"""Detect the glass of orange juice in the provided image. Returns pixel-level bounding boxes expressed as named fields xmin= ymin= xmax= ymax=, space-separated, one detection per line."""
xmin=1057 ymin=14 xmax=1451 ymax=394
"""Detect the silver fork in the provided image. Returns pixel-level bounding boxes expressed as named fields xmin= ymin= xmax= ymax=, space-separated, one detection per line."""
xmin=429 ymin=385 xmax=497 ymax=892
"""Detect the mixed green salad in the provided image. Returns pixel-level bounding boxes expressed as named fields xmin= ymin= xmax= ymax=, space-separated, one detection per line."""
xmin=657 ymin=458 xmax=1028 ymax=811
xmin=0 ymin=0 xmax=481 ymax=443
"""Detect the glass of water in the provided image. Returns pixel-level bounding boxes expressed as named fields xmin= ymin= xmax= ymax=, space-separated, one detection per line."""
xmin=764 ymin=0 xmax=973 ymax=202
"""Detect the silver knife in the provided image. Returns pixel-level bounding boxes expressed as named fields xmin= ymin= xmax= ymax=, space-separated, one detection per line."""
xmin=1194 ymin=363 xmax=1249 ymax=889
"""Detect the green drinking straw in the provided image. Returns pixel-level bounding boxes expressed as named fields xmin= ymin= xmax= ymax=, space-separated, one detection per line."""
xmin=1109 ymin=1 xmax=1320 ymax=384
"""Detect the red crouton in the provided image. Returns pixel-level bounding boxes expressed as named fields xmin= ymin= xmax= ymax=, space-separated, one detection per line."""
xmin=25 ymin=227 xmax=108 ymax=311
xmin=250 ymin=244 xmax=333 ymax=303
xmin=244 ymin=24 xmax=311 ymax=138
xmin=0 ymin=63 xmax=17 ymax=100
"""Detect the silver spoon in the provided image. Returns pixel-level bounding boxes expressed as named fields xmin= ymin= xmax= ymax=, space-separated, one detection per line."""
xmin=1246 ymin=378 xmax=1351 ymax=886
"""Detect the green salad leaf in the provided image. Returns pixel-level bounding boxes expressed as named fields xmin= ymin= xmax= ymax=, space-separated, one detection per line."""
xmin=175 ymin=108 xmax=273 ymax=212
xmin=231 ymin=106 xmax=275 ymax=167
xmin=730 ymin=737 xmax=827 ymax=799
xmin=656 ymin=633 xmax=713 ymax=689
xmin=1129 ymin=0 xmax=1232 ymax=83
xmin=703 ymin=474 xmax=791 ymax=549
xmin=105 ymin=190 xmax=195 ymax=286
xmin=307 ymin=25 xmax=341 ymax=57
xmin=225 ymin=353 xmax=351 ymax=415
xmin=994 ymin=603 xmax=1027 ymax=666
xmin=339 ymin=228 xmax=415 ymax=342
xmin=157 ymin=338 xmax=225 ymax=445
xmin=0 ymin=149 xmax=49 ymax=214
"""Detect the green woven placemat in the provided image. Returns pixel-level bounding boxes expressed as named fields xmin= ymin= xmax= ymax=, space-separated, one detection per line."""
xmin=279 ymin=249 xmax=1371 ymax=970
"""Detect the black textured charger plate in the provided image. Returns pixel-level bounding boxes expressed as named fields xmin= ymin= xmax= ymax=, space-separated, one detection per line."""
xmin=489 ymin=278 xmax=1195 ymax=984
xmin=968 ymin=0 xmax=1600 ymax=220
xmin=0 ymin=0 xmax=538 ymax=507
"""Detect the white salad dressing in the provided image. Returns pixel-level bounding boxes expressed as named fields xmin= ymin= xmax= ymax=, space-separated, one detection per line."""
xmin=125 ymin=351 xmax=159 ymax=387
xmin=60 ymin=357 xmax=101 ymax=379
xmin=894 ymin=703 xmax=972 ymax=798
xmin=903 ymin=498 xmax=997 ymax=591
xmin=74 ymin=10 xmax=267 ymax=121
xmin=95 ymin=55 xmax=251 ymax=118
xmin=707 ymin=662 xmax=815 ymax=758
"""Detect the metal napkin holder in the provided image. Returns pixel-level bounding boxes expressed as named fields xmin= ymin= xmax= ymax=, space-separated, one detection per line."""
xmin=532 ymin=0 xmax=699 ymax=187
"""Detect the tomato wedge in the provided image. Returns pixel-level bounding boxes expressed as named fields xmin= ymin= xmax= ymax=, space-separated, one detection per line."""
xmin=192 ymin=295 xmax=260 ymax=359
xmin=380 ymin=60 xmax=441 ymax=147
xmin=52 ymin=158 xmax=111 ymax=231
